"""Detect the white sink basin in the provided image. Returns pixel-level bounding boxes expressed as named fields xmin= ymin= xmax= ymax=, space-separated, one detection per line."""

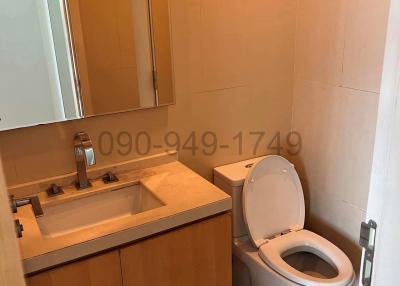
xmin=37 ymin=183 xmax=165 ymax=238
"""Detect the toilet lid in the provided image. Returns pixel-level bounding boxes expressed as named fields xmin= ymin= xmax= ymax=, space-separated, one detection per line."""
xmin=242 ymin=156 xmax=305 ymax=248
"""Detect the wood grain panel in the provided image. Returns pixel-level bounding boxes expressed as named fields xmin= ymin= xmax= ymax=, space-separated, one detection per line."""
xmin=67 ymin=0 xmax=141 ymax=115
xmin=120 ymin=213 xmax=232 ymax=286
xmin=26 ymin=251 xmax=122 ymax=286
xmin=150 ymin=0 xmax=174 ymax=105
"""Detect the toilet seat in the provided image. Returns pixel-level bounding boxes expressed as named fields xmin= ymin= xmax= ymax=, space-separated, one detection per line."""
xmin=259 ymin=230 xmax=354 ymax=286
xmin=241 ymin=156 xmax=355 ymax=286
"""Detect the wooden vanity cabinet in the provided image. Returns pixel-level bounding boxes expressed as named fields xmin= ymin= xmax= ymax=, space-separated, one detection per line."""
xmin=121 ymin=213 xmax=232 ymax=286
xmin=26 ymin=214 xmax=232 ymax=286
xmin=26 ymin=251 xmax=122 ymax=286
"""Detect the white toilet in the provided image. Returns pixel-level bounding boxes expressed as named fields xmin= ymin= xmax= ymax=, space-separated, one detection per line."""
xmin=214 ymin=155 xmax=355 ymax=286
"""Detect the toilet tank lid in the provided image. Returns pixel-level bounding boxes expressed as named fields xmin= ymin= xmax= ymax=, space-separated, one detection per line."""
xmin=213 ymin=156 xmax=266 ymax=187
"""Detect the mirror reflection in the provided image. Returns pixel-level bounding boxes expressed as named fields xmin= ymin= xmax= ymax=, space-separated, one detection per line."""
xmin=0 ymin=0 xmax=174 ymax=131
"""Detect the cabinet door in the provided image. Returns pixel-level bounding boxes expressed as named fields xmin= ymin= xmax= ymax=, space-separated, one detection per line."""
xmin=120 ymin=214 xmax=232 ymax=286
xmin=26 ymin=251 xmax=122 ymax=286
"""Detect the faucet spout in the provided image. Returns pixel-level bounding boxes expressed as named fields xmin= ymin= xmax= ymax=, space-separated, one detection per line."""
xmin=74 ymin=132 xmax=96 ymax=189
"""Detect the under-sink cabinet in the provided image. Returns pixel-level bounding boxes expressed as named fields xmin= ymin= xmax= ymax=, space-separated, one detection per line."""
xmin=26 ymin=251 xmax=122 ymax=286
xmin=26 ymin=213 xmax=232 ymax=286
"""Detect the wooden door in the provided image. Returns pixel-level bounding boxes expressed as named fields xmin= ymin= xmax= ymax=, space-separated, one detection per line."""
xmin=120 ymin=214 xmax=232 ymax=286
xmin=26 ymin=251 xmax=122 ymax=286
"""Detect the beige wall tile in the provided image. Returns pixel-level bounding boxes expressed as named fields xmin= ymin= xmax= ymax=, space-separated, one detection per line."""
xmin=174 ymin=0 xmax=297 ymax=93
xmin=198 ymin=0 xmax=251 ymax=91
xmin=342 ymin=0 xmax=389 ymax=92
xmin=292 ymin=0 xmax=388 ymax=269
xmin=292 ymin=80 xmax=378 ymax=211
xmin=177 ymin=82 xmax=294 ymax=180
xmin=295 ymin=0 xmax=347 ymax=85
xmin=165 ymin=0 xmax=297 ymax=180
xmin=244 ymin=0 xmax=297 ymax=85
xmin=295 ymin=0 xmax=389 ymax=91
xmin=0 ymin=108 xmax=170 ymax=185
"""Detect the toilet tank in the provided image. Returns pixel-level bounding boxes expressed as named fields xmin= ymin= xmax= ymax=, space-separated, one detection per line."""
xmin=213 ymin=156 xmax=265 ymax=239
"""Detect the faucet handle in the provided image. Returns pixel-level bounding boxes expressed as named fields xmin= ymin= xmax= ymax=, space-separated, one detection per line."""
xmin=9 ymin=195 xmax=17 ymax=213
xmin=102 ymin=172 xmax=119 ymax=184
xmin=47 ymin=184 xmax=64 ymax=197
xmin=9 ymin=195 xmax=44 ymax=217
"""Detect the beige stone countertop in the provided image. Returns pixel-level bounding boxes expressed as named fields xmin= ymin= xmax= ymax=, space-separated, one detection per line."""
xmin=15 ymin=161 xmax=232 ymax=275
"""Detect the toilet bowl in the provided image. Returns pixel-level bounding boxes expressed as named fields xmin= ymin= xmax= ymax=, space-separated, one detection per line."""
xmin=214 ymin=156 xmax=355 ymax=286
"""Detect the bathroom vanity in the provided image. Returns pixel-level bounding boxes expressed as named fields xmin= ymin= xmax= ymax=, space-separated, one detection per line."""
xmin=10 ymin=152 xmax=232 ymax=286
xmin=26 ymin=215 xmax=230 ymax=286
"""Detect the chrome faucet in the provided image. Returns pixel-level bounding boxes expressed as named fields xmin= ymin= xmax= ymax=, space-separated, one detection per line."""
xmin=74 ymin=132 xmax=96 ymax=189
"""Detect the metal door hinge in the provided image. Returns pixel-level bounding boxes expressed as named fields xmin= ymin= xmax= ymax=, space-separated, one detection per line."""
xmin=360 ymin=220 xmax=377 ymax=286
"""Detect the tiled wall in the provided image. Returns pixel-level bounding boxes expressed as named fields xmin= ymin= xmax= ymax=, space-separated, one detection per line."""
xmin=291 ymin=0 xmax=390 ymax=269
xmin=0 ymin=0 xmax=297 ymax=185
xmin=0 ymin=0 xmax=390 ymax=272
xmin=168 ymin=0 xmax=297 ymax=180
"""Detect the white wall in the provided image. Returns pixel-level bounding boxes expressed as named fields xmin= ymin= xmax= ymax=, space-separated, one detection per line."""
xmin=0 ymin=0 xmax=65 ymax=131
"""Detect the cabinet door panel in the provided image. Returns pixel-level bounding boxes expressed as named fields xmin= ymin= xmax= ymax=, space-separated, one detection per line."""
xmin=121 ymin=214 xmax=232 ymax=286
xmin=26 ymin=251 xmax=122 ymax=286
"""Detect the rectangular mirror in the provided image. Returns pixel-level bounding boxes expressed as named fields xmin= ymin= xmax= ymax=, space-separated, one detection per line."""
xmin=0 ymin=0 xmax=174 ymax=131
